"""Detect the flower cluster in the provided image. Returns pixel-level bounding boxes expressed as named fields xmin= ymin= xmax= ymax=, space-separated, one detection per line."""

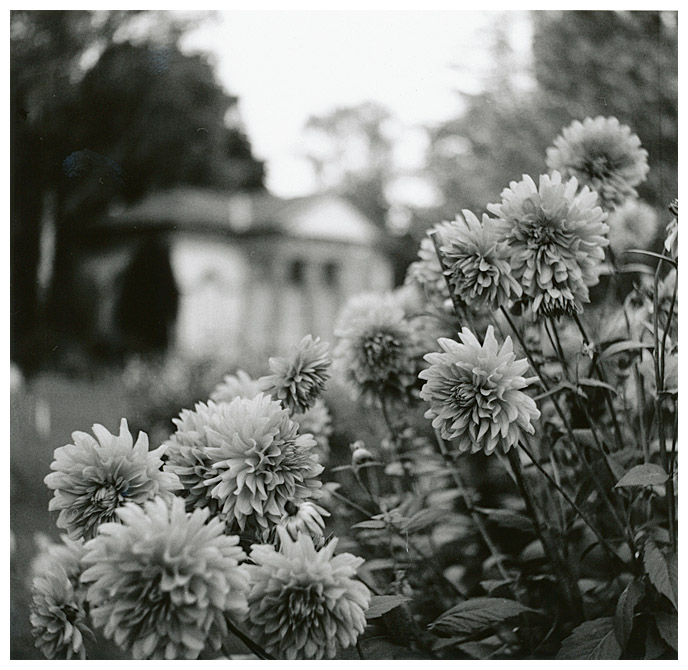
xmin=44 ymin=419 xmax=180 ymax=541
xmin=246 ymin=527 xmax=371 ymax=659
xmin=419 ymin=326 xmax=540 ymax=454
xmin=81 ymin=497 xmax=249 ymax=660
xmin=260 ymin=335 xmax=331 ymax=414
xmin=488 ymin=171 xmax=609 ymax=318
xmin=546 ymin=116 xmax=649 ymax=209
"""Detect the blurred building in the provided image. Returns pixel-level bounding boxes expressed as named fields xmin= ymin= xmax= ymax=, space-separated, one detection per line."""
xmin=75 ymin=188 xmax=393 ymax=363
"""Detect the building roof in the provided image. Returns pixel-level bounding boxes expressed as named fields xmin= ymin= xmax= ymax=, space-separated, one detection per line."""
xmin=100 ymin=187 xmax=384 ymax=246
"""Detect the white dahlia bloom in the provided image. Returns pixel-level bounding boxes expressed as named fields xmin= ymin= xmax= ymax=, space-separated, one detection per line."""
xmin=546 ymin=116 xmax=649 ymax=209
xmin=246 ymin=527 xmax=371 ymax=659
xmin=419 ymin=326 xmax=540 ymax=454
xmin=260 ymin=335 xmax=331 ymax=413
xmin=81 ymin=497 xmax=249 ymax=660
xmin=488 ymin=171 xmax=609 ymax=318
xmin=203 ymin=393 xmax=323 ymax=530
xmin=44 ymin=419 xmax=180 ymax=541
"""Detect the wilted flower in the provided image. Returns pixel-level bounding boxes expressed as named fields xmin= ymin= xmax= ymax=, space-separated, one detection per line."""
xmin=210 ymin=369 xmax=262 ymax=404
xmin=45 ymin=419 xmax=180 ymax=541
xmin=204 ymin=393 xmax=323 ymax=530
xmin=163 ymin=401 xmax=225 ymax=515
xmin=260 ymin=335 xmax=331 ymax=413
xmin=333 ymin=293 xmax=421 ymax=403
xmin=30 ymin=568 xmax=91 ymax=660
xmin=405 ymin=219 xmax=464 ymax=312
xmin=440 ymin=210 xmax=521 ymax=311
xmin=488 ymin=172 xmax=609 ymax=318
xmin=607 ymin=198 xmax=658 ymax=256
xmin=291 ymin=398 xmax=333 ymax=463
xmin=546 ymin=116 xmax=649 ymax=209
xmin=246 ymin=527 xmax=371 ymax=659
xmin=278 ymin=500 xmax=329 ymax=541
xmin=81 ymin=497 xmax=249 ymax=660
xmin=419 ymin=326 xmax=540 ymax=454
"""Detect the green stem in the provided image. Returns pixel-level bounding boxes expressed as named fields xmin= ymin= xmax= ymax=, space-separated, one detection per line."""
xmin=224 ymin=616 xmax=275 ymax=660
xmin=652 ymin=262 xmax=677 ymax=552
xmin=572 ymin=313 xmax=624 ymax=448
xmin=505 ymin=448 xmax=585 ymax=623
xmin=433 ymin=429 xmax=515 ymax=590
xmin=518 ymin=440 xmax=629 ymax=572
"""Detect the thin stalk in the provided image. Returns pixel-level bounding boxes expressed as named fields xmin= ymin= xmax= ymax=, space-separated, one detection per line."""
xmin=224 ymin=616 xmax=275 ymax=660
xmin=505 ymin=448 xmax=585 ymax=623
xmin=501 ymin=306 xmax=630 ymax=543
xmin=652 ymin=263 xmax=677 ymax=552
xmin=429 ymin=231 xmax=466 ymax=322
xmin=433 ymin=428 xmax=514 ymax=588
xmin=634 ymin=362 xmax=650 ymax=464
xmin=517 ymin=440 xmax=629 ymax=572
xmin=572 ymin=313 xmax=624 ymax=448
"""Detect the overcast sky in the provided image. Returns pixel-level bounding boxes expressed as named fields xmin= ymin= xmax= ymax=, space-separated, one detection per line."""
xmin=179 ymin=11 xmax=532 ymax=197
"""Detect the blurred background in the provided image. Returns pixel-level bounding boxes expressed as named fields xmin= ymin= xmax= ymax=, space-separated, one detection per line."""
xmin=10 ymin=10 xmax=677 ymax=658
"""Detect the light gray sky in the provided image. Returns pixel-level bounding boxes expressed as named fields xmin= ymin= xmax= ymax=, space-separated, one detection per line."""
xmin=179 ymin=11 xmax=533 ymax=197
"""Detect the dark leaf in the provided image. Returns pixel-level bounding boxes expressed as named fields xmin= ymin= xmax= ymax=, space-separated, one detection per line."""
xmin=474 ymin=507 xmax=534 ymax=533
xmin=365 ymin=595 xmax=412 ymax=620
xmin=577 ymin=378 xmax=618 ymax=394
xmin=644 ymin=619 xmax=670 ymax=659
xmin=399 ymin=507 xmax=448 ymax=534
xmin=613 ymin=579 xmax=644 ymax=648
xmin=615 ymin=464 xmax=669 ymax=489
xmin=357 ymin=637 xmax=425 ymax=660
xmin=601 ymin=340 xmax=654 ymax=358
xmin=556 ymin=617 xmax=621 ymax=660
xmin=654 ymin=612 xmax=678 ymax=651
xmin=429 ymin=597 xmax=536 ymax=637
xmin=643 ymin=542 xmax=677 ymax=608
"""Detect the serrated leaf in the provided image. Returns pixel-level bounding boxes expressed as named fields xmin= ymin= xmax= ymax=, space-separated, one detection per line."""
xmin=474 ymin=507 xmax=534 ymax=533
xmin=614 ymin=579 xmax=644 ymax=648
xmin=654 ymin=612 xmax=678 ymax=651
xmin=644 ymin=542 xmax=677 ymax=608
xmin=556 ymin=617 xmax=621 ymax=660
xmin=429 ymin=597 xmax=535 ymax=637
xmin=615 ymin=464 xmax=669 ymax=488
xmin=601 ymin=340 xmax=654 ymax=358
xmin=351 ymin=519 xmax=386 ymax=530
xmin=365 ymin=595 xmax=411 ymax=619
xmin=399 ymin=507 xmax=447 ymax=534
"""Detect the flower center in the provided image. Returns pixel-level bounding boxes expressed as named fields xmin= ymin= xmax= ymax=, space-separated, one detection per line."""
xmin=582 ymin=154 xmax=613 ymax=179
xmin=93 ymin=484 xmax=123 ymax=511
xmin=363 ymin=331 xmax=401 ymax=371
xmin=285 ymin=583 xmax=325 ymax=620
xmin=452 ymin=382 xmax=475 ymax=408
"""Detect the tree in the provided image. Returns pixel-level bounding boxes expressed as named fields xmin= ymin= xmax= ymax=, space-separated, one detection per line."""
xmin=10 ymin=10 xmax=264 ymax=371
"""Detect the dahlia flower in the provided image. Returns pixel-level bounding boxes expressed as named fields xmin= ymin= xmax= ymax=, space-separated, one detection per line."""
xmin=278 ymin=500 xmax=329 ymax=541
xmin=260 ymin=335 xmax=331 ymax=414
xmin=405 ymin=219 xmax=465 ymax=311
xmin=607 ymin=198 xmax=658 ymax=255
xmin=333 ymin=293 xmax=421 ymax=403
xmin=546 ymin=116 xmax=649 ymax=209
xmin=30 ymin=568 xmax=91 ymax=660
xmin=419 ymin=326 xmax=540 ymax=454
xmin=44 ymin=419 xmax=181 ymax=541
xmin=246 ymin=527 xmax=371 ymax=659
xmin=210 ymin=369 xmax=262 ymax=404
xmin=291 ymin=398 xmax=333 ymax=463
xmin=29 ymin=533 xmax=85 ymax=590
xmin=162 ymin=402 xmax=225 ymax=515
xmin=203 ymin=393 xmax=323 ymax=530
xmin=440 ymin=209 xmax=521 ymax=311
xmin=487 ymin=171 xmax=609 ymax=318
xmin=81 ymin=497 xmax=249 ymax=660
